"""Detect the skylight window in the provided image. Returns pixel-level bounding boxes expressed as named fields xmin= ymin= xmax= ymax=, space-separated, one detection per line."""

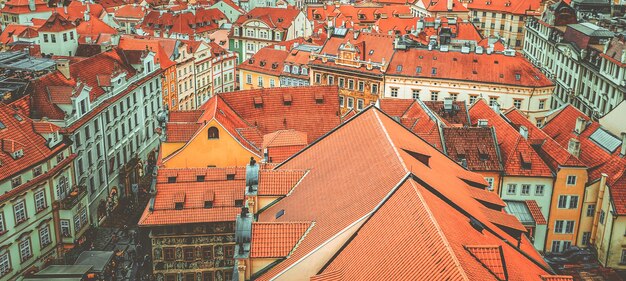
xmin=0 ymin=121 xmax=5 ymax=129
xmin=396 ymin=65 xmax=403 ymax=72
xmin=590 ymin=128 xmax=621 ymax=152
xmin=13 ymin=114 xmax=23 ymax=121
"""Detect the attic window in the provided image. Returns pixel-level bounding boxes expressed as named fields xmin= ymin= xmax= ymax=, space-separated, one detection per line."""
xmin=234 ymin=199 xmax=244 ymax=207
xmin=472 ymin=59 xmax=478 ymax=63
xmin=174 ymin=192 xmax=185 ymax=210
xmin=13 ymin=114 xmax=23 ymax=121
xmin=402 ymin=149 xmax=430 ymax=167
xmin=167 ymin=176 xmax=177 ymax=183
xmin=197 ymin=175 xmax=205 ymax=182
xmin=369 ymin=50 xmax=374 ymax=55
xmin=260 ymin=60 xmax=266 ymax=67
xmin=456 ymin=146 xmax=466 ymax=158
xmin=315 ymin=93 xmax=324 ymax=104
xmin=478 ymin=145 xmax=489 ymax=160
xmin=254 ymin=97 xmax=263 ymax=108
xmin=494 ymin=60 xmax=499 ymax=64
xmin=453 ymin=58 xmax=458 ymax=61
xmin=499 ymin=74 xmax=504 ymax=78
xmin=248 ymin=58 xmax=255 ymax=64
xmin=271 ymin=62 xmax=278 ymax=69
xmin=275 ymin=209 xmax=285 ymax=219
xmin=416 ymin=66 xmax=422 ymax=73
xmin=472 ymin=70 xmax=478 ymax=74
xmin=515 ymin=73 xmax=521 ymax=81
xmin=204 ymin=191 xmax=214 ymax=208
xmin=520 ymin=152 xmax=532 ymax=169
xmin=0 ymin=121 xmax=5 ymax=129
xmin=175 ymin=202 xmax=184 ymax=210
xmin=283 ymin=94 xmax=292 ymax=106
xmin=208 ymin=127 xmax=219 ymax=139
xmin=396 ymin=65 xmax=403 ymax=72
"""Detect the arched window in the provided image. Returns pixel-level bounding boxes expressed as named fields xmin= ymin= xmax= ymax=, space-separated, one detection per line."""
xmin=208 ymin=127 xmax=219 ymax=139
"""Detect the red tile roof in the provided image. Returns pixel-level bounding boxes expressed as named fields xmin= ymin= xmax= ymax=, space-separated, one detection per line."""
xmin=262 ymin=129 xmax=307 ymax=148
xmin=465 ymin=245 xmax=506 ymax=280
xmin=314 ymin=31 xmax=395 ymax=74
xmin=469 ymin=100 xmax=552 ymax=177
xmin=388 ymin=49 xmax=553 ymax=88
xmin=540 ymin=276 xmax=574 ymax=281
xmin=234 ymin=6 xmax=301 ymax=31
xmin=237 ymin=47 xmax=289 ymax=76
xmin=218 ymin=86 xmax=341 ymax=143
xmin=467 ymin=0 xmax=542 ymax=15
xmin=157 ymin=167 xmax=246 ymax=183
xmin=0 ymin=24 xmax=28 ymax=45
xmin=112 ymin=4 xmax=145 ymax=19
xmin=504 ymin=108 xmax=585 ymax=171
xmin=250 ymin=222 xmax=311 ymax=258
xmin=307 ymin=4 xmax=411 ymax=26
xmin=0 ymin=0 xmax=51 ymax=14
xmin=76 ymin=17 xmax=117 ymax=41
xmin=542 ymin=105 xmax=626 ymax=214
xmin=138 ymin=178 xmax=245 ymax=226
xmin=258 ymin=170 xmax=306 ymax=196
xmin=525 ymin=200 xmax=547 ymax=225
xmin=423 ymin=100 xmax=471 ymax=126
xmin=38 ymin=13 xmax=76 ymax=33
xmin=0 ymin=103 xmax=68 ymax=183
xmin=168 ymin=110 xmax=204 ymax=123
xmin=426 ymin=0 xmax=468 ymax=12
xmin=165 ymin=122 xmax=202 ymax=142
xmin=443 ymin=127 xmax=503 ymax=172
xmin=118 ymin=36 xmax=176 ymax=69
xmin=378 ymin=99 xmax=444 ymax=150
xmin=141 ymin=8 xmax=226 ymax=37
xmin=52 ymin=2 xmax=105 ymax=21
xmin=253 ymin=107 xmax=554 ymax=280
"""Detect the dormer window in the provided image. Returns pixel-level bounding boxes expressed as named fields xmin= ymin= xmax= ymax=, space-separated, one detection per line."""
xmin=204 ymin=191 xmax=214 ymax=208
xmin=520 ymin=152 xmax=532 ymax=169
xmin=254 ymin=97 xmax=263 ymax=108
xmin=167 ymin=176 xmax=177 ymax=183
xmin=284 ymin=65 xmax=291 ymax=73
xmin=197 ymin=175 xmax=205 ymax=182
xmin=291 ymin=65 xmax=299 ymax=74
xmin=174 ymin=192 xmax=185 ymax=210
xmin=11 ymin=176 xmax=22 ymax=188
xmin=301 ymin=67 xmax=308 ymax=75
xmin=174 ymin=202 xmax=184 ymax=210
xmin=478 ymin=146 xmax=489 ymax=160
xmin=234 ymin=199 xmax=244 ymax=207
xmin=226 ymin=173 xmax=236 ymax=180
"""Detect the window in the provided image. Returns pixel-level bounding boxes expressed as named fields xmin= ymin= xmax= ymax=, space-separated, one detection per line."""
xmin=565 ymin=220 xmax=575 ymax=233
xmin=339 ymin=96 xmax=344 ymax=107
xmin=269 ymin=79 xmax=275 ymax=88
xmin=202 ymin=246 xmax=213 ymax=260
xmin=506 ymin=184 xmax=516 ymax=195
xmin=489 ymin=97 xmax=498 ymax=107
xmin=357 ymin=99 xmax=364 ymax=111
xmin=203 ymin=272 xmax=214 ymax=281
xmin=469 ymin=95 xmax=478 ymax=104
xmin=554 ymin=220 xmax=564 ymax=233
xmin=390 ymin=87 xmax=398 ymax=97
xmin=61 ymin=220 xmax=71 ymax=237
xmin=39 ymin=224 xmax=51 ymax=248
xmin=521 ymin=184 xmax=530 ymax=195
xmin=0 ymin=251 xmax=10 ymax=277
xmin=567 ymin=175 xmax=577 ymax=185
xmin=535 ymin=185 xmax=545 ymax=196
xmin=11 ymin=176 xmax=21 ymax=188
xmin=184 ymin=247 xmax=195 ymax=261
xmin=621 ymin=250 xmax=626 ymax=264
xmin=327 ymin=76 xmax=334 ymax=85
xmin=19 ymin=238 xmax=32 ymax=262
xmin=315 ymin=74 xmax=321 ymax=84
xmin=14 ymin=201 xmax=27 ymax=224
xmin=514 ymin=99 xmax=522 ymax=109
xmin=164 ymin=247 xmax=175 ymax=261
xmin=165 ymin=274 xmax=176 ymax=281
xmin=33 ymin=166 xmax=42 ymax=177
xmin=257 ymin=77 xmax=263 ymax=87
xmin=43 ymin=34 xmax=48 ymax=42
xmin=539 ymin=99 xmax=546 ymax=110
xmin=371 ymin=83 xmax=378 ymax=94
xmin=558 ymin=195 xmax=567 ymax=208
xmin=582 ymin=232 xmax=591 ymax=245
xmin=225 ymin=245 xmax=234 ymax=259
xmin=450 ymin=93 xmax=458 ymax=101
xmin=0 ymin=213 xmax=4 ymax=234
xmin=338 ymin=77 xmax=345 ymax=88
xmin=569 ymin=195 xmax=578 ymax=209
xmin=347 ymin=97 xmax=354 ymax=109
xmin=348 ymin=79 xmax=354 ymax=90
xmin=57 ymin=176 xmax=69 ymax=200
xmin=551 ymin=240 xmax=562 ymax=253
xmin=35 ymin=190 xmax=46 ymax=212
xmin=598 ymin=210 xmax=606 ymax=225
xmin=484 ymin=177 xmax=494 ymax=191
xmin=246 ymin=74 xmax=252 ymax=84
xmin=587 ymin=204 xmax=596 ymax=217
xmin=358 ymin=81 xmax=364 ymax=92
xmin=431 ymin=91 xmax=439 ymax=101
xmin=412 ymin=89 xmax=420 ymax=100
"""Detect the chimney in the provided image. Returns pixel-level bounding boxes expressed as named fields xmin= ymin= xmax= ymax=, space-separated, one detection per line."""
xmin=574 ymin=117 xmax=586 ymax=134
xmin=447 ymin=0 xmax=453 ymax=11
xmin=620 ymin=132 xmax=626 ymax=155
xmin=28 ymin=0 xmax=35 ymax=11
xmin=56 ymin=59 xmax=71 ymax=79
xmin=84 ymin=9 xmax=90 ymax=21
xmin=568 ymin=138 xmax=580 ymax=158
xmin=64 ymin=5 xmax=68 ymax=14
xmin=519 ymin=126 xmax=528 ymax=140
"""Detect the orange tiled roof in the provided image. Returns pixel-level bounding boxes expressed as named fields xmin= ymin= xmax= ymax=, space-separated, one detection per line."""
xmin=157 ymin=167 xmax=246 ymax=183
xmin=426 ymin=0 xmax=468 ymax=12
xmin=262 ymin=129 xmax=307 ymax=148
xmin=388 ymin=49 xmax=553 ymax=88
xmin=38 ymin=13 xmax=76 ymax=33
xmin=442 ymin=127 xmax=503 ymax=172
xmin=469 ymin=100 xmax=553 ymax=177
xmin=258 ymin=170 xmax=306 ymax=196
xmin=525 ymin=200 xmax=547 ymax=225
xmin=465 ymin=245 xmax=506 ymax=280
xmin=467 ymin=0 xmax=542 ymax=15
xmin=165 ymin=123 xmax=202 ymax=142
xmin=237 ymin=47 xmax=289 ymax=76
xmin=234 ymin=6 xmax=301 ymax=31
xmin=253 ymin=107 xmax=555 ymax=280
xmin=0 ymin=103 xmax=68 ymax=183
xmin=504 ymin=108 xmax=584 ymax=171
xmin=540 ymin=276 xmax=574 ymax=281
xmin=138 ymin=175 xmax=245 ymax=226
xmin=378 ymin=99 xmax=444 ymax=150
xmin=250 ymin=222 xmax=311 ymax=258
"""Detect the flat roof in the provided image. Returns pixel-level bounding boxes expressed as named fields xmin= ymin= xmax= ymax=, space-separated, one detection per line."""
xmin=34 ymin=265 xmax=92 ymax=276
xmin=74 ymin=251 xmax=114 ymax=272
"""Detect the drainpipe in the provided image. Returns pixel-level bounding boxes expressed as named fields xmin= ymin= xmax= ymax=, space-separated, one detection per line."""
xmin=590 ymin=173 xmax=608 ymax=245
xmin=605 ymin=212 xmax=617 ymax=267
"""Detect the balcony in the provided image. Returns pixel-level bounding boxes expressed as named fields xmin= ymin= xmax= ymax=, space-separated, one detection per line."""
xmin=59 ymin=185 xmax=88 ymax=210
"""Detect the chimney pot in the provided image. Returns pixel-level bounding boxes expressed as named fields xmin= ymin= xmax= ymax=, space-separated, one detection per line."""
xmin=568 ymin=138 xmax=581 ymax=158
xmin=519 ymin=126 xmax=528 ymax=140
xmin=574 ymin=117 xmax=586 ymax=134
xmin=56 ymin=59 xmax=71 ymax=79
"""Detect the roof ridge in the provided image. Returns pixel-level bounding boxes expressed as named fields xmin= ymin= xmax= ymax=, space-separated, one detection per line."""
xmin=372 ymin=109 xmax=409 ymax=173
